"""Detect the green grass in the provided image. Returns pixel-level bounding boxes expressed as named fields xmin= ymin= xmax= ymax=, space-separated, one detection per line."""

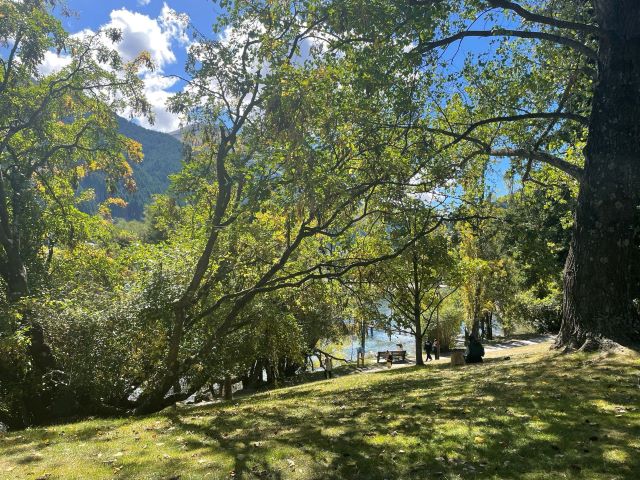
xmin=1 ymin=343 xmax=639 ymax=479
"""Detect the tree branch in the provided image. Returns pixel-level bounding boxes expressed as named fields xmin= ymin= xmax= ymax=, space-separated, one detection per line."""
xmin=414 ymin=28 xmax=598 ymax=61
xmin=486 ymin=0 xmax=603 ymax=37
xmin=489 ymin=148 xmax=583 ymax=181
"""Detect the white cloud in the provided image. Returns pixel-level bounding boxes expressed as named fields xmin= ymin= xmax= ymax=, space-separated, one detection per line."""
xmin=38 ymin=50 xmax=72 ymax=76
xmin=105 ymin=6 xmax=178 ymax=69
xmin=159 ymin=3 xmax=189 ymax=46
xmin=135 ymin=73 xmax=182 ymax=132
xmin=104 ymin=3 xmax=188 ymax=131
xmin=36 ymin=3 xmax=189 ymax=132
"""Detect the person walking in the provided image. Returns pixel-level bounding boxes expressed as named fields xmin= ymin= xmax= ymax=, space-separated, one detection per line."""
xmin=324 ymin=355 xmax=334 ymax=379
xmin=424 ymin=339 xmax=433 ymax=362
xmin=433 ymin=339 xmax=440 ymax=360
xmin=385 ymin=350 xmax=393 ymax=369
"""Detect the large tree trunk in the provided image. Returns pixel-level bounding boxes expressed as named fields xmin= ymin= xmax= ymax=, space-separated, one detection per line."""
xmin=223 ymin=376 xmax=233 ymax=400
xmin=7 ymin=259 xmax=55 ymax=370
xmin=411 ymin=252 xmax=425 ymax=365
xmin=557 ymin=1 xmax=640 ymax=349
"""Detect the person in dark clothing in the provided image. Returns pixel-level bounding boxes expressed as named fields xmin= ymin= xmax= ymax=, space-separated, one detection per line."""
xmin=465 ymin=335 xmax=485 ymax=363
xmin=424 ymin=339 xmax=433 ymax=362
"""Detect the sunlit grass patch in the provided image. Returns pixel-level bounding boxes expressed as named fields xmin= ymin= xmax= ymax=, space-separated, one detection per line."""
xmin=1 ymin=342 xmax=639 ymax=479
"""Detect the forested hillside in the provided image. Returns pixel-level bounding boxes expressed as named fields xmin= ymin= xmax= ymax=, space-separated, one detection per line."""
xmin=80 ymin=117 xmax=184 ymax=220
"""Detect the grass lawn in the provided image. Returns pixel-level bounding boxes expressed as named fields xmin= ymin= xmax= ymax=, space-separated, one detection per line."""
xmin=1 ymin=342 xmax=639 ymax=479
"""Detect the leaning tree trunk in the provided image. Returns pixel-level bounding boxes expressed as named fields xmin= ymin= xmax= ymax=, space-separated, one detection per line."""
xmin=134 ymin=305 xmax=186 ymax=414
xmin=558 ymin=0 xmax=640 ymax=349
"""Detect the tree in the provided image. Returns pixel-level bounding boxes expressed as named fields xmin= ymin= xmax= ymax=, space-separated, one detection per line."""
xmin=458 ymin=221 xmax=505 ymax=341
xmin=497 ymin=178 xmax=574 ymax=333
xmin=376 ymin=212 xmax=459 ymax=365
xmin=339 ymin=266 xmax=388 ymax=362
xmin=322 ymin=0 xmax=640 ymax=348
xmin=0 ymin=0 xmax=149 ymax=426
xmin=130 ymin=1 xmax=456 ymax=414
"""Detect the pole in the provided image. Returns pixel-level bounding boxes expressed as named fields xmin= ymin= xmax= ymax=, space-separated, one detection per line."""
xmin=435 ymin=292 xmax=441 ymax=360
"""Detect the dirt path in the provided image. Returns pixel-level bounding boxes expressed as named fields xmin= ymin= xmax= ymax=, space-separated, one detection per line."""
xmin=477 ymin=334 xmax=555 ymax=352
xmin=344 ymin=334 xmax=555 ymax=375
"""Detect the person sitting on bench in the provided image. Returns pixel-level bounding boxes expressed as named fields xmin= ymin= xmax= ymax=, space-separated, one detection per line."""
xmin=465 ymin=335 xmax=485 ymax=363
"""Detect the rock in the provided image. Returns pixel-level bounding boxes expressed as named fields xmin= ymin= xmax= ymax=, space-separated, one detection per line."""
xmin=451 ymin=351 xmax=465 ymax=366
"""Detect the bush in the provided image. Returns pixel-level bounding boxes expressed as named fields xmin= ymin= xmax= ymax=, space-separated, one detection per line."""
xmin=427 ymin=296 xmax=464 ymax=351
xmin=502 ymin=285 xmax=562 ymax=334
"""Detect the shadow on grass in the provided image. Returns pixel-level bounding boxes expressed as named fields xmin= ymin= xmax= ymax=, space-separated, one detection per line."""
xmin=141 ymin=352 xmax=638 ymax=479
xmin=2 ymin=351 xmax=639 ymax=479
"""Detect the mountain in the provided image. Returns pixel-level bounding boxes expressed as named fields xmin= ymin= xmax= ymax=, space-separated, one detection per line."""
xmin=168 ymin=126 xmax=186 ymax=142
xmin=81 ymin=117 xmax=184 ymax=220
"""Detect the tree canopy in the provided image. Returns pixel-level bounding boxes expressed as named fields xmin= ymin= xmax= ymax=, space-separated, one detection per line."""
xmin=2 ymin=0 xmax=638 ymax=429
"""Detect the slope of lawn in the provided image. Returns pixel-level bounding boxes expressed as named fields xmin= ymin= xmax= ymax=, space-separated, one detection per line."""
xmin=1 ymin=343 xmax=639 ymax=479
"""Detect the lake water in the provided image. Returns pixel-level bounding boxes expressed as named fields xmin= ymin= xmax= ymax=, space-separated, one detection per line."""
xmin=340 ymin=329 xmax=418 ymax=360
xmin=337 ymin=319 xmax=504 ymax=361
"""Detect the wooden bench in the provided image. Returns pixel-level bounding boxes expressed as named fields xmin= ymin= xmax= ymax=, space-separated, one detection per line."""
xmin=376 ymin=350 xmax=407 ymax=363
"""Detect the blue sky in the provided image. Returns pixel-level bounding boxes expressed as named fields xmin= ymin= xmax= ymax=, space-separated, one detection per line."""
xmin=49 ymin=1 xmax=219 ymax=132
xmin=45 ymin=1 xmax=510 ymax=195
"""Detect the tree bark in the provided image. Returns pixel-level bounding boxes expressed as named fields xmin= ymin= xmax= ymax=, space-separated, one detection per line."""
xmin=223 ymin=376 xmax=233 ymax=400
xmin=2 ymin=231 xmax=59 ymax=426
xmin=414 ymin=329 xmax=424 ymax=366
xmin=134 ymin=305 xmax=185 ymax=414
xmin=557 ymin=1 xmax=640 ymax=349
xmin=471 ymin=317 xmax=480 ymax=339
xmin=412 ymin=251 xmax=425 ymax=365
